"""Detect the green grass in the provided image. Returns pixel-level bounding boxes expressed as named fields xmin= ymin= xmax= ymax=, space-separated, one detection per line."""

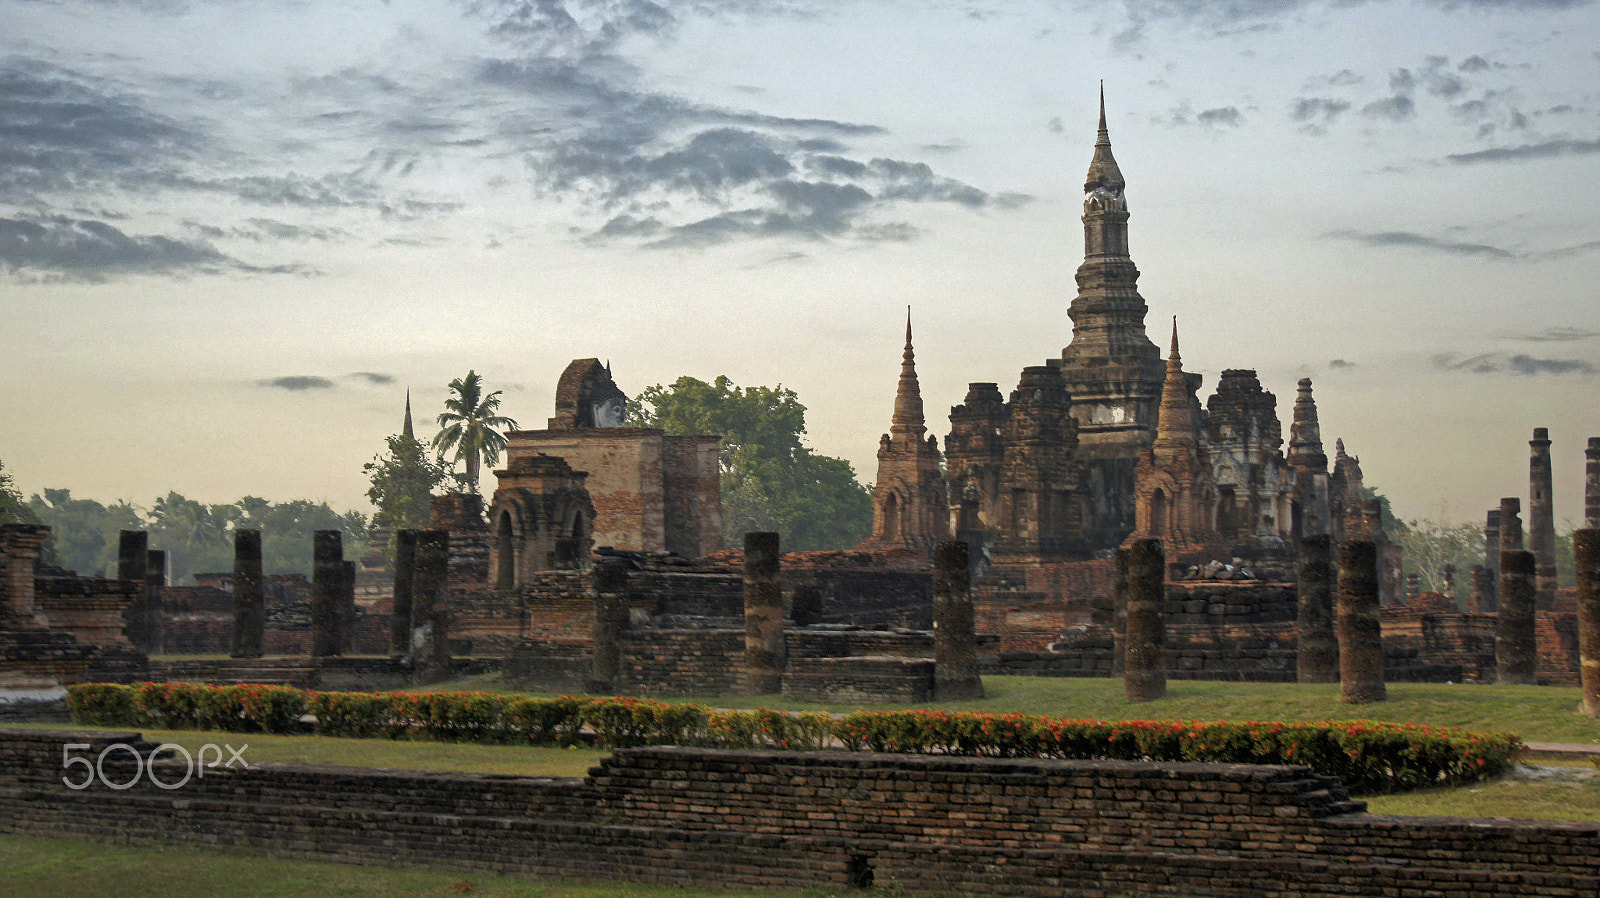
xmin=1365 ymin=765 xmax=1600 ymax=822
xmin=0 ymin=833 xmax=828 ymax=898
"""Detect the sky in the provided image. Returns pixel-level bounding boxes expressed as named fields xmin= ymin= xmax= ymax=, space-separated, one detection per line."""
xmin=2 ymin=0 xmax=1596 ymax=532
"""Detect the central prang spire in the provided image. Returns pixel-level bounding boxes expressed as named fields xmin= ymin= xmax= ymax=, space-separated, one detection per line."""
xmin=891 ymin=306 xmax=926 ymax=438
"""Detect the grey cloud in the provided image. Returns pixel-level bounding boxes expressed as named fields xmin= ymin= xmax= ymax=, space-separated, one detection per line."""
xmin=1430 ymin=352 xmax=1595 ymax=376
xmin=1047 ymin=117 xmax=1064 ymax=133
xmin=1447 ymin=137 xmax=1600 ymax=164
xmin=1325 ymin=229 xmax=1513 ymax=259
xmin=0 ymin=215 xmax=287 ymax=282
xmin=1290 ymin=97 xmax=1351 ymax=130
xmin=1328 ymin=359 xmax=1355 ymax=369
xmin=261 ymin=376 xmax=336 ymax=391
xmin=1508 ymin=354 xmax=1596 ymax=375
xmin=1502 ymin=327 xmax=1600 ymax=342
xmin=346 ymin=372 xmax=396 ymax=385
xmin=1458 ymin=55 xmax=1493 ymax=72
xmin=1362 ymin=95 xmax=1415 ymax=121
xmin=1196 ymin=107 xmax=1244 ymax=127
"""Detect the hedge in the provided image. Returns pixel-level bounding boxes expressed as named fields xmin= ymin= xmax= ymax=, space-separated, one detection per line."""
xmin=65 ymin=683 xmax=1522 ymax=794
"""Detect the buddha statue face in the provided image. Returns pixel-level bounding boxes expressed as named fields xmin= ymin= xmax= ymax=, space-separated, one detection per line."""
xmin=592 ymin=395 xmax=626 ymax=428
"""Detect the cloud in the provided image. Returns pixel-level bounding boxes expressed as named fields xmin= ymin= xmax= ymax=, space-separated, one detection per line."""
xmin=1362 ymin=94 xmax=1415 ymax=122
xmin=1290 ymin=97 xmax=1351 ymax=132
xmin=1325 ymin=229 xmax=1514 ymax=259
xmin=1446 ymin=137 xmax=1600 ymax=164
xmin=1431 ymin=352 xmax=1595 ymax=376
xmin=261 ymin=376 xmax=336 ymax=391
xmin=1196 ymin=107 xmax=1244 ymax=127
xmin=0 ymin=215 xmax=296 ymax=281
xmin=1497 ymin=328 xmax=1600 ymax=340
xmin=346 ymin=372 xmax=397 ymax=385
xmin=1507 ymin=354 xmax=1596 ymax=375
xmin=1328 ymin=359 xmax=1355 ymax=369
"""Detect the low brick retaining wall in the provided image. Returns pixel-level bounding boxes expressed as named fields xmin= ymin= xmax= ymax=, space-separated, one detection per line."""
xmin=3 ymin=730 xmax=1598 ymax=895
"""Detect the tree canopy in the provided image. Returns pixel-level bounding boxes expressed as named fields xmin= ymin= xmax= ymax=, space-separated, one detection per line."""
xmin=28 ymin=490 xmax=366 ymax=585
xmin=628 ymin=375 xmax=872 ymax=550
xmin=433 ymin=370 xmax=518 ymax=495
xmin=364 ymin=432 xmax=449 ymax=561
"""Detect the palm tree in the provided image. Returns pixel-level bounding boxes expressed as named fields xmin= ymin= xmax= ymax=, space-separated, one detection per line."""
xmin=432 ymin=370 xmax=519 ymax=495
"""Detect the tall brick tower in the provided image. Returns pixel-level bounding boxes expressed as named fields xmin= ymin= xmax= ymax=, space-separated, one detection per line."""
xmin=1051 ymin=86 xmax=1166 ymax=548
xmin=861 ymin=310 xmax=948 ymax=551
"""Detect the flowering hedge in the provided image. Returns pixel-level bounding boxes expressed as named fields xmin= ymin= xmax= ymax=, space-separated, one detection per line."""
xmin=66 ymin=684 xmax=1521 ymax=794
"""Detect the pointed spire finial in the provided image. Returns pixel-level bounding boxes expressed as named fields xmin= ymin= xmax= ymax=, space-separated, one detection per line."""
xmin=1098 ymin=80 xmax=1107 ymax=136
xmin=1169 ymin=316 xmax=1180 ymax=358
xmin=1085 ymin=82 xmax=1123 ymax=191
xmin=905 ymin=304 xmax=912 ymax=347
xmin=403 ymin=388 xmax=415 ymax=440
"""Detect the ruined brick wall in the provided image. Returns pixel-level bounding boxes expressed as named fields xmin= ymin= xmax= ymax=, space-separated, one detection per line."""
xmin=508 ymin=430 xmax=665 ymax=552
xmin=660 ymin=435 xmax=722 ymax=558
xmin=617 ymin=629 xmax=743 ymax=696
xmin=782 ymin=656 xmax=935 ymax=703
xmin=1536 ymin=612 xmax=1581 ymax=687
xmin=515 ymin=571 xmax=594 ymax=640
xmin=7 ymin=732 xmax=1597 ymax=897
xmin=32 ymin=576 xmax=138 ymax=649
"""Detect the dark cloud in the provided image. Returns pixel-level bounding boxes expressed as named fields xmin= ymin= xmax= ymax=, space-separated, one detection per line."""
xmin=1047 ymin=117 xmax=1064 ymax=133
xmin=1362 ymin=95 xmax=1415 ymax=122
xmin=1430 ymin=352 xmax=1596 ymax=376
xmin=1508 ymin=354 xmax=1595 ymax=375
xmin=261 ymin=376 xmax=336 ymax=391
xmin=1325 ymin=229 xmax=1514 ymax=259
xmin=1328 ymin=359 xmax=1355 ymax=369
xmin=346 ymin=372 xmax=397 ymax=385
xmin=1458 ymin=55 xmax=1494 ymax=72
xmin=1196 ymin=107 xmax=1243 ymax=127
xmin=1501 ymin=327 xmax=1600 ymax=342
xmin=1290 ymin=97 xmax=1350 ymax=131
xmin=1446 ymin=137 xmax=1600 ymax=164
xmin=0 ymin=215 xmax=296 ymax=282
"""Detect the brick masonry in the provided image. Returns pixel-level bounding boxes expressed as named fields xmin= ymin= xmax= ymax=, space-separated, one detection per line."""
xmin=3 ymin=731 xmax=1597 ymax=896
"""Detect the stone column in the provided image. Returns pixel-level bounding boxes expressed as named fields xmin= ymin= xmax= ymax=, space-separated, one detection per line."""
xmin=1469 ymin=565 xmax=1490 ymax=614
xmin=310 ymin=530 xmax=343 ymax=658
xmin=1482 ymin=509 xmax=1501 ymax=612
xmin=1496 ymin=549 xmax=1538 ymax=685
xmin=339 ymin=559 xmax=357 ymax=654
xmin=1124 ymin=538 xmax=1166 ymax=703
xmin=1529 ymin=428 xmax=1558 ymax=610
xmin=1111 ymin=547 xmax=1130 ymax=676
xmin=409 ymin=530 xmax=450 ymax=678
xmin=742 ymin=532 xmax=785 ymax=695
xmin=933 ymin=539 xmax=984 ymax=701
xmin=390 ymin=530 xmax=417 ymax=655
xmin=1576 ymin=529 xmax=1600 ymax=716
xmin=1 ymin=524 xmax=50 ymax=624
xmin=145 ymin=550 xmax=166 ymax=654
xmin=118 ymin=531 xmax=150 ymax=651
xmin=589 ymin=558 xmax=630 ymax=694
xmin=1499 ymin=498 xmax=1523 ymax=553
xmin=1586 ymin=438 xmax=1600 ymax=529
xmin=1297 ymin=533 xmax=1338 ymax=683
xmin=230 ymin=529 xmax=264 ymax=659
xmin=1337 ymin=539 xmax=1385 ymax=704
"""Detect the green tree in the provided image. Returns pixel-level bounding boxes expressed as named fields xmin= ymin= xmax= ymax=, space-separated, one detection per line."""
xmin=432 ymin=370 xmax=518 ymax=495
xmin=148 ymin=491 xmax=233 ymax=582
xmin=1396 ymin=518 xmax=1482 ymax=607
xmin=238 ymin=498 xmax=367 ymax=577
xmin=628 ymin=375 xmax=872 ymax=550
xmin=365 ymin=433 xmax=448 ymax=561
xmin=0 ymin=459 xmax=38 ymax=525
xmin=28 ymin=488 xmax=141 ymax=575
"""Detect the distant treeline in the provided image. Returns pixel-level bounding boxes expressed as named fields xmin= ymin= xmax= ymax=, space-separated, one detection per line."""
xmin=28 ymin=489 xmax=367 ymax=586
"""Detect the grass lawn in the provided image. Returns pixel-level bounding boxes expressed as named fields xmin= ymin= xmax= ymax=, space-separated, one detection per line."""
xmin=0 ymin=833 xmax=829 ymax=898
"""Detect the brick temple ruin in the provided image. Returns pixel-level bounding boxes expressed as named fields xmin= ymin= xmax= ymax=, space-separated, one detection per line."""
xmin=4 ymin=96 xmax=1598 ymax=708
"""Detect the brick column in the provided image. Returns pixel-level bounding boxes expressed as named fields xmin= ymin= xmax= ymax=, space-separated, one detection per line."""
xmin=1481 ymin=509 xmax=1500 ymax=612
xmin=339 ymin=559 xmax=357 ymax=654
xmin=230 ymin=529 xmax=264 ymax=659
xmin=1496 ymin=549 xmax=1538 ymax=686
xmin=1576 ymin=529 xmax=1600 ymax=717
xmin=933 ymin=539 xmax=984 ymax=701
xmin=1499 ymin=498 xmax=1523 ymax=553
xmin=1586 ymin=438 xmax=1600 ymax=529
xmin=118 ymin=531 xmax=150 ymax=651
xmin=1529 ymin=428 xmax=1558 ymax=610
xmin=1337 ymin=539 xmax=1385 ymax=704
xmin=1297 ymin=533 xmax=1337 ymax=683
xmin=311 ymin=530 xmax=343 ymax=658
xmin=1111 ymin=546 xmax=1130 ymax=677
xmin=390 ymin=530 xmax=417 ymax=655
xmin=1469 ymin=565 xmax=1490 ymax=614
xmin=742 ymin=532 xmax=784 ymax=695
xmin=1124 ymin=538 xmax=1166 ymax=703
xmin=145 ymin=550 xmax=166 ymax=654
xmin=409 ymin=530 xmax=450 ymax=678
xmin=0 ymin=524 xmax=50 ymax=624
xmin=590 ymin=558 xmax=630 ymax=694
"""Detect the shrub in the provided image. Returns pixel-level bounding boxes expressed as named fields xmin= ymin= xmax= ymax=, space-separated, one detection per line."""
xmin=65 ymin=683 xmax=138 ymax=726
xmin=506 ymin=695 xmax=586 ymax=747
